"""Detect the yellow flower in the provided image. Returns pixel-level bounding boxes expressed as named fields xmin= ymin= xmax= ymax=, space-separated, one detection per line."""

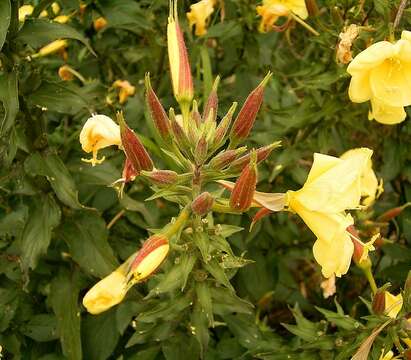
xmin=79 ymin=114 xmax=121 ymax=166
xmin=286 ymin=148 xmax=373 ymax=278
xmin=32 ymin=39 xmax=68 ymax=58
xmin=186 ymin=0 xmax=216 ymax=36
xmin=53 ymin=15 xmax=70 ymax=24
xmin=83 ymin=265 xmax=130 ymax=315
xmin=51 ymin=2 xmax=61 ymax=15
xmin=19 ymin=5 xmax=34 ymax=22
xmin=256 ymin=0 xmax=308 ymax=33
xmin=93 ymin=17 xmax=108 ymax=31
xmin=113 ymin=80 xmax=136 ymax=104
xmin=384 ymin=291 xmax=403 ymax=319
xmin=340 ymin=148 xmax=383 ymax=207
xmin=347 ymin=31 xmax=411 ymax=125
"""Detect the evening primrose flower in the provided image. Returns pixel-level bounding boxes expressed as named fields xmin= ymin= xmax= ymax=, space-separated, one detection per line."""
xmin=340 ymin=148 xmax=383 ymax=207
xmin=186 ymin=0 xmax=216 ymax=36
xmin=286 ymin=148 xmax=372 ymax=278
xmin=113 ymin=80 xmax=136 ymax=104
xmin=347 ymin=31 xmax=411 ymax=125
xmin=79 ymin=114 xmax=121 ymax=166
xmin=256 ymin=0 xmax=308 ymax=33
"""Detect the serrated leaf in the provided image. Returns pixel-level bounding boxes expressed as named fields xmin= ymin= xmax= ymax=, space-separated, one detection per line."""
xmin=211 ymin=287 xmax=253 ymax=316
xmin=20 ymin=194 xmax=61 ymax=270
xmin=315 ymin=306 xmax=362 ymax=331
xmin=193 ymin=232 xmax=210 ymax=263
xmin=59 ymin=211 xmax=118 ymax=277
xmin=50 ymin=269 xmax=82 ymax=360
xmin=16 ymin=19 xmax=95 ymax=54
xmin=0 ymin=71 xmax=19 ymax=137
xmin=25 ymin=152 xmax=84 ymax=209
xmin=203 ymin=259 xmax=234 ymax=292
xmin=217 ymin=225 xmax=243 ymax=238
xmin=0 ymin=0 xmax=10 ymax=50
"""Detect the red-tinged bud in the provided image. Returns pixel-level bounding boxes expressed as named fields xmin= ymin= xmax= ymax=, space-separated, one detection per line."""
xmin=404 ymin=349 xmax=411 ymax=360
xmin=117 ymin=112 xmax=154 ymax=171
xmin=145 ymin=74 xmax=172 ymax=143
xmin=192 ymin=192 xmax=214 ymax=216
xmin=212 ymin=102 xmax=237 ymax=149
xmin=122 ymin=157 xmax=138 ymax=183
xmin=372 ymin=290 xmax=386 ymax=315
xmin=142 ymin=169 xmax=178 ymax=186
xmin=194 ymin=135 xmax=208 ymax=165
xmin=229 ymin=152 xmax=258 ymax=211
xmin=377 ymin=203 xmax=411 ymax=222
xmin=167 ymin=2 xmax=193 ymax=103
xmin=130 ymin=234 xmax=169 ymax=281
xmin=208 ymin=147 xmax=247 ymax=170
xmin=250 ymin=207 xmax=272 ymax=230
xmin=170 ymin=108 xmax=191 ymax=151
xmin=347 ymin=225 xmax=363 ymax=264
xmin=229 ymin=142 xmax=281 ymax=172
xmin=203 ymin=76 xmax=220 ymax=122
xmin=229 ymin=72 xmax=272 ymax=145
xmin=192 ymin=100 xmax=202 ymax=128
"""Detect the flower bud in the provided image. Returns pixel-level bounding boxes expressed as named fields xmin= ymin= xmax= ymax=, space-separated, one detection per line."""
xmin=94 ymin=17 xmax=108 ymax=31
xmin=130 ymin=234 xmax=170 ymax=281
xmin=33 ymin=39 xmax=68 ymax=58
xmin=229 ymin=151 xmax=258 ymax=211
xmin=192 ymin=192 xmax=214 ymax=216
xmin=229 ymin=142 xmax=281 ymax=172
xmin=372 ymin=290 xmax=386 ymax=315
xmin=142 ymin=169 xmax=178 ymax=186
xmin=18 ymin=5 xmax=34 ymax=22
xmin=404 ymin=349 xmax=411 ymax=360
xmin=377 ymin=203 xmax=411 ymax=222
xmin=145 ymin=74 xmax=172 ymax=143
xmin=53 ymin=15 xmax=70 ymax=24
xmin=122 ymin=157 xmax=138 ymax=183
xmin=212 ymin=102 xmax=237 ymax=149
xmin=347 ymin=225 xmax=363 ymax=264
xmin=203 ymin=76 xmax=220 ymax=122
xmin=229 ymin=72 xmax=272 ymax=145
xmin=194 ymin=135 xmax=208 ymax=165
xmin=170 ymin=108 xmax=191 ymax=151
xmin=167 ymin=2 xmax=193 ymax=103
xmin=208 ymin=147 xmax=246 ymax=170
xmin=117 ymin=112 xmax=154 ymax=172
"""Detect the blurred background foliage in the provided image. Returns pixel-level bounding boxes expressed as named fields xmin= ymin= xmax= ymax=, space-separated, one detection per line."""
xmin=1 ymin=0 xmax=411 ymax=359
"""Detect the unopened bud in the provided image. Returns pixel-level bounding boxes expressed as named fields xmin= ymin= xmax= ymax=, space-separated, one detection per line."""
xmin=191 ymin=100 xmax=202 ymax=128
xmin=404 ymin=349 xmax=411 ymax=360
xmin=347 ymin=225 xmax=363 ymax=264
xmin=372 ymin=290 xmax=386 ymax=315
xmin=229 ymin=72 xmax=272 ymax=144
xmin=117 ymin=112 xmax=154 ymax=172
xmin=208 ymin=147 xmax=246 ymax=170
xmin=167 ymin=2 xmax=193 ymax=103
xmin=145 ymin=74 xmax=172 ymax=143
xmin=131 ymin=234 xmax=170 ymax=281
xmin=54 ymin=15 xmax=70 ymax=24
xmin=142 ymin=169 xmax=178 ymax=186
xmin=212 ymin=102 xmax=237 ymax=149
xmin=194 ymin=135 xmax=208 ymax=165
xmin=122 ymin=157 xmax=138 ymax=183
xmin=94 ymin=17 xmax=108 ymax=31
xmin=377 ymin=203 xmax=411 ymax=222
xmin=203 ymin=76 xmax=220 ymax=122
xmin=192 ymin=192 xmax=214 ymax=216
xmin=170 ymin=108 xmax=191 ymax=151
xmin=229 ymin=142 xmax=281 ymax=172
xmin=229 ymin=151 xmax=258 ymax=211
xmin=33 ymin=39 xmax=68 ymax=58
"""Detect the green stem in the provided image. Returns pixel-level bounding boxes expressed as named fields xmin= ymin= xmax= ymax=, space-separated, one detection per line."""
xmin=291 ymin=13 xmax=319 ymax=36
xmin=362 ymin=265 xmax=378 ymax=295
xmin=180 ymin=101 xmax=191 ymax=133
xmin=163 ymin=206 xmax=191 ymax=238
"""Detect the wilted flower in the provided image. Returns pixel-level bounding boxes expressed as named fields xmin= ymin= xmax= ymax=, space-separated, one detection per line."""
xmin=58 ymin=65 xmax=74 ymax=81
xmin=347 ymin=30 xmax=411 ymax=124
xmin=340 ymin=148 xmax=383 ymax=207
xmin=256 ymin=0 xmax=308 ymax=33
xmin=286 ymin=148 xmax=373 ymax=278
xmin=336 ymin=24 xmax=359 ymax=64
xmin=167 ymin=1 xmax=193 ymax=103
xmin=94 ymin=17 xmax=108 ymax=31
xmin=320 ymin=274 xmax=336 ymax=299
xmin=113 ymin=80 xmax=136 ymax=104
xmin=186 ymin=0 xmax=216 ymax=36
xmin=79 ymin=114 xmax=121 ymax=166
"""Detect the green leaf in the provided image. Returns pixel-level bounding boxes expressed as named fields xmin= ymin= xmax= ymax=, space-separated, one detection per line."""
xmin=50 ymin=269 xmax=82 ymax=360
xmin=315 ymin=307 xmax=363 ymax=331
xmin=82 ymin=309 xmax=120 ymax=360
xmin=195 ymin=282 xmax=213 ymax=327
xmin=203 ymin=259 xmax=234 ymax=292
xmin=137 ymin=296 xmax=191 ymax=323
xmin=59 ymin=211 xmax=118 ymax=277
xmin=217 ymin=225 xmax=243 ymax=238
xmin=20 ymin=194 xmax=61 ymax=270
xmin=179 ymin=252 xmax=197 ymax=291
xmin=20 ymin=314 xmax=59 ymax=342
xmin=0 ymin=71 xmax=19 ymax=137
xmin=145 ymin=265 xmax=185 ymax=299
xmin=211 ymin=287 xmax=253 ymax=316
xmin=27 ymin=81 xmax=90 ymax=115
xmin=0 ymin=0 xmax=10 ymax=50
xmin=193 ymin=232 xmax=210 ymax=263
xmin=25 ymin=152 xmax=84 ymax=209
xmin=191 ymin=302 xmax=209 ymax=357
xmin=15 ymin=19 xmax=95 ymax=54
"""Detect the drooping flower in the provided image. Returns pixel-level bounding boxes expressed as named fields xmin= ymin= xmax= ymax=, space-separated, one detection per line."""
xmin=113 ymin=80 xmax=136 ymax=104
xmin=340 ymin=148 xmax=383 ymax=207
xmin=347 ymin=31 xmax=411 ymax=125
xmin=186 ymin=0 xmax=216 ymax=36
xmin=285 ymin=148 xmax=373 ymax=278
xmin=256 ymin=0 xmax=308 ymax=33
xmin=79 ymin=114 xmax=121 ymax=166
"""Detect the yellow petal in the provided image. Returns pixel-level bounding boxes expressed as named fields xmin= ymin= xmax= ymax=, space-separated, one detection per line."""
xmin=285 ymin=0 xmax=308 ymax=19
xmin=312 ymin=232 xmax=354 ymax=278
xmin=186 ymin=0 xmax=215 ymax=36
xmin=348 ymin=72 xmax=372 ymax=103
xmin=167 ymin=18 xmax=180 ymax=96
xmin=133 ymin=244 xmax=170 ymax=281
xmin=369 ymin=98 xmax=407 ymax=125
xmin=384 ymin=292 xmax=403 ymax=319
